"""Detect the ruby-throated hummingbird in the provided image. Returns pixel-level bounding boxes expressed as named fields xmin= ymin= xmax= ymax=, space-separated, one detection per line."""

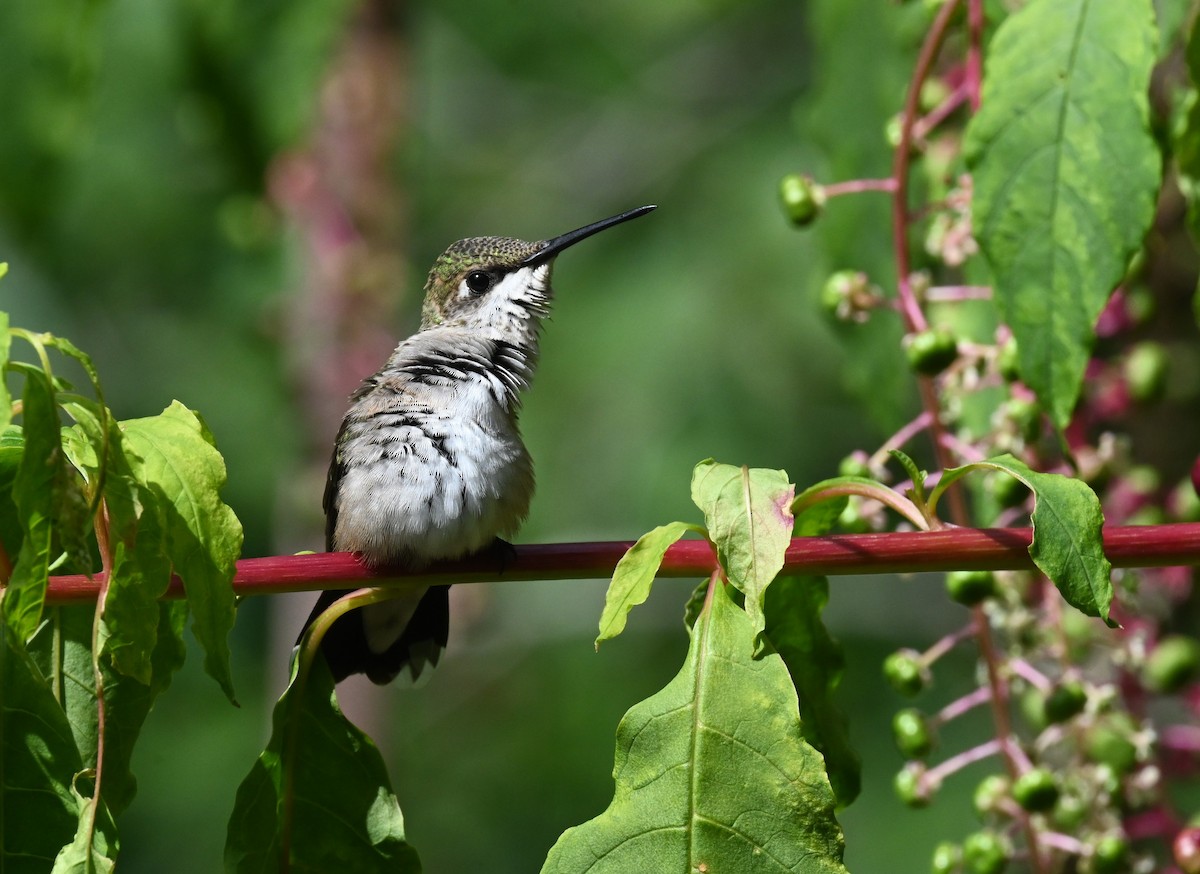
xmin=301 ymin=205 xmax=657 ymax=683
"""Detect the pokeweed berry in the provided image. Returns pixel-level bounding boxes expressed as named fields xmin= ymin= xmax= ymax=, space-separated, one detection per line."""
xmin=905 ymin=327 xmax=959 ymax=376
xmin=893 ymin=708 xmax=937 ymax=759
xmin=946 ymin=570 xmax=997 ymax=606
xmin=1012 ymin=768 xmax=1059 ymax=813
xmin=779 ymin=174 xmax=826 ymax=227
xmin=962 ymin=830 xmax=1009 ymax=874
xmin=1043 ymin=680 xmax=1088 ymax=724
xmin=1143 ymin=634 xmax=1200 ymax=694
xmin=883 ymin=649 xmax=930 ymax=697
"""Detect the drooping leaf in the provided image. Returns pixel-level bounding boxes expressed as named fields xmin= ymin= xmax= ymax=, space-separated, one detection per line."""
xmin=933 ymin=454 xmax=1112 ymax=620
xmin=50 ymin=781 xmax=119 ymax=874
xmin=764 ymin=577 xmax=861 ymax=808
xmin=29 ymin=603 xmax=188 ymax=818
xmin=543 ymin=581 xmax=847 ymax=874
xmin=964 ymin=0 xmax=1160 ymax=427
xmin=690 ymin=460 xmax=794 ymax=646
xmin=1174 ymin=9 xmax=1200 ymax=228
xmin=0 ymin=427 xmax=24 ymax=560
xmin=0 ymin=310 xmax=11 ymax=436
xmin=224 ymin=657 xmax=421 ymax=873
xmin=62 ymin=399 xmax=172 ymax=685
xmin=0 ymin=625 xmax=83 ymax=872
xmin=120 ymin=402 xmax=242 ymax=702
xmin=596 ymin=521 xmax=704 ymax=649
xmin=5 ymin=369 xmax=63 ymax=640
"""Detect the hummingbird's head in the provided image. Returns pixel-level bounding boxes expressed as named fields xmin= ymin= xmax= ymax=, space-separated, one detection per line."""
xmin=418 ymin=205 xmax=656 ymax=337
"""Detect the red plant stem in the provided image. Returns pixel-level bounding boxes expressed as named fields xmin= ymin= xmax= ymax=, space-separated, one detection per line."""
xmin=891 ymin=0 xmax=961 ymax=334
xmin=967 ymin=0 xmax=985 ymax=111
xmin=43 ymin=523 xmax=1200 ymax=603
xmin=912 ymin=84 xmax=969 ymax=140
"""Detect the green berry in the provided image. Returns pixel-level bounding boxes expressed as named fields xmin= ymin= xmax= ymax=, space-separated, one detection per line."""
xmin=946 ymin=570 xmax=997 ymax=606
xmin=1143 ymin=635 xmax=1200 ymax=693
xmin=1052 ymin=790 xmax=1088 ymax=830
xmin=838 ymin=453 xmax=874 ymax=480
xmin=1087 ymin=833 xmax=1130 ymax=874
xmin=996 ymin=337 xmax=1021 ymax=382
xmin=894 ymin=762 xmax=933 ymax=807
xmin=920 ymin=78 xmax=952 ymax=112
xmin=962 ymin=830 xmax=1008 ymax=874
xmin=893 ymin=708 xmax=937 ymax=759
xmin=1085 ymin=714 xmax=1139 ymax=775
xmin=837 ymin=499 xmax=873 ymax=534
xmin=884 ymin=649 xmax=930 ymax=697
xmin=1043 ymin=680 xmax=1088 ymax=723
xmin=906 ymin=327 xmax=960 ymax=376
xmin=1124 ymin=341 xmax=1169 ymax=404
xmin=821 ymin=270 xmax=869 ymax=317
xmin=1001 ymin=398 xmax=1042 ymax=443
xmin=779 ymin=174 xmax=826 ymax=227
xmin=931 ymin=841 xmax=961 ymax=874
xmin=1012 ymin=768 xmax=1059 ymax=812
xmin=972 ymin=774 xmax=1010 ymax=817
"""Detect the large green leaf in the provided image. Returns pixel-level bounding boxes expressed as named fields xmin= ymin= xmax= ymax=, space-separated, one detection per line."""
xmin=0 ymin=626 xmax=84 ymax=872
xmin=596 ymin=521 xmax=704 ymax=648
xmin=51 ymin=784 xmax=118 ymax=874
xmin=543 ymin=582 xmax=847 ymax=874
xmin=964 ymin=0 xmax=1160 ymax=427
xmin=29 ymin=603 xmax=188 ymax=818
xmin=932 ymin=454 xmax=1112 ymax=620
xmin=690 ymin=460 xmax=794 ymax=645
xmin=62 ymin=399 xmax=172 ymax=686
xmin=120 ymin=402 xmax=242 ymax=702
xmin=224 ymin=658 xmax=421 ymax=873
xmin=764 ymin=577 xmax=860 ymax=808
xmin=4 ymin=370 xmax=62 ymax=640
xmin=0 ymin=310 xmax=11 ymax=436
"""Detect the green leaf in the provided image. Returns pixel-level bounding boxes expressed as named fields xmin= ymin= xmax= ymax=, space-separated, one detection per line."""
xmin=934 ymin=454 xmax=1113 ymax=621
xmin=596 ymin=521 xmax=704 ymax=649
xmin=888 ymin=448 xmax=926 ymax=503
xmin=224 ymin=658 xmax=422 ymax=873
xmin=764 ymin=577 xmax=861 ymax=808
xmin=690 ymin=460 xmax=794 ymax=646
xmin=1176 ymin=7 xmax=1200 ymax=229
xmin=964 ymin=0 xmax=1160 ymax=427
xmin=50 ymin=782 xmax=119 ymax=874
xmin=0 ymin=427 xmax=24 ymax=560
xmin=120 ymin=402 xmax=242 ymax=702
xmin=62 ymin=399 xmax=172 ymax=685
xmin=5 ymin=370 xmax=63 ymax=640
xmin=30 ymin=603 xmax=188 ymax=817
xmin=0 ymin=311 xmax=11 ymax=436
xmin=0 ymin=625 xmax=84 ymax=872
xmin=542 ymin=581 xmax=847 ymax=874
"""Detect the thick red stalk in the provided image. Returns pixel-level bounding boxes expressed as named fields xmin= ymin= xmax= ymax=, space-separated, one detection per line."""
xmin=44 ymin=523 xmax=1200 ymax=603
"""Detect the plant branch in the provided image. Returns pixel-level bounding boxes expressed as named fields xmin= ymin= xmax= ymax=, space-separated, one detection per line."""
xmin=890 ymin=0 xmax=962 ymax=333
xmin=42 ymin=523 xmax=1200 ymax=603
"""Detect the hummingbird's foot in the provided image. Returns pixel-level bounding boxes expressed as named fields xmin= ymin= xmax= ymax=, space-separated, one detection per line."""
xmin=480 ymin=537 xmax=518 ymax=574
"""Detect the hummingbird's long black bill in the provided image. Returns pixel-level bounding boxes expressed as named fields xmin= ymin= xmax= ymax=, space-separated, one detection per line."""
xmin=522 ymin=204 xmax=657 ymax=267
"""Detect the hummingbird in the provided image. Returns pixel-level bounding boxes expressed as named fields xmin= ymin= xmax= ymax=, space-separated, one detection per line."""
xmin=300 ymin=204 xmax=657 ymax=684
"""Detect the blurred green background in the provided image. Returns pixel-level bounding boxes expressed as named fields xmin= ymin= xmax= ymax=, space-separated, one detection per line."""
xmin=0 ymin=0 xmax=990 ymax=871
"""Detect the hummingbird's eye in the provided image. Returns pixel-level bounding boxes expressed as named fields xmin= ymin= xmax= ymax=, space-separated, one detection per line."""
xmin=465 ymin=271 xmax=495 ymax=295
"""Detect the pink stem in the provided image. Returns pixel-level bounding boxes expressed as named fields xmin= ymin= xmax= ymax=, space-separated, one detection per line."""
xmin=823 ymin=178 xmax=898 ymax=197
